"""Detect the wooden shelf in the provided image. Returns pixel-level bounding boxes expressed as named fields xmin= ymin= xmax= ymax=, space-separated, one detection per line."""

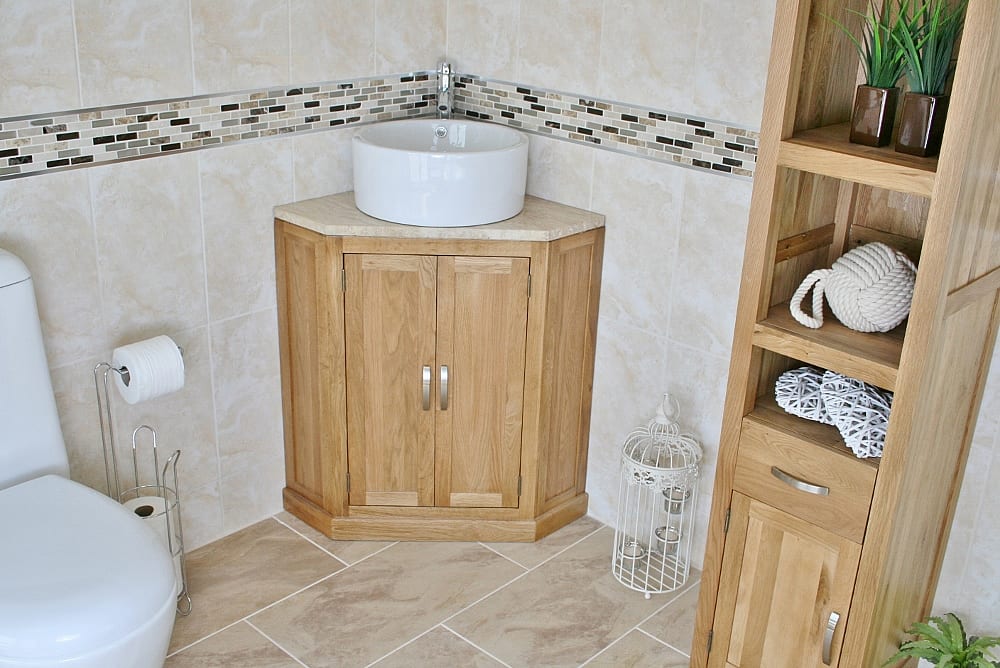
xmin=752 ymin=303 xmax=904 ymax=391
xmin=778 ymin=123 xmax=937 ymax=198
xmin=748 ymin=396 xmax=880 ymax=470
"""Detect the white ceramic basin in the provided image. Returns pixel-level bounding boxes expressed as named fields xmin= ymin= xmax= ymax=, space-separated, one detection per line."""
xmin=352 ymin=119 xmax=529 ymax=227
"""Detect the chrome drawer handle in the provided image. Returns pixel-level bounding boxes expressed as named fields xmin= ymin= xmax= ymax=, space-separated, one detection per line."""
xmin=422 ymin=365 xmax=431 ymax=410
xmin=440 ymin=365 xmax=449 ymax=410
xmin=771 ymin=466 xmax=830 ymax=496
xmin=823 ymin=611 xmax=840 ymax=665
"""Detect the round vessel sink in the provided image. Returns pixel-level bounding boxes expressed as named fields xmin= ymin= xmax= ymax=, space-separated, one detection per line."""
xmin=352 ymin=119 xmax=529 ymax=227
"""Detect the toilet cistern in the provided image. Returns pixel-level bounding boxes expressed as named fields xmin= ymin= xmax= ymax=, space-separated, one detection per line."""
xmin=437 ymin=61 xmax=453 ymax=119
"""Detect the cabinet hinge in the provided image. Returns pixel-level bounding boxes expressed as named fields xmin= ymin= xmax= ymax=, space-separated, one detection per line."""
xmin=341 ymin=268 xmax=346 ymax=292
xmin=707 ymin=630 xmax=714 ymax=654
xmin=517 ymin=475 xmax=522 ymax=496
xmin=527 ymin=273 xmax=532 ymax=297
xmin=724 ymin=507 xmax=731 ymax=533
xmin=346 ymin=471 xmax=350 ymax=491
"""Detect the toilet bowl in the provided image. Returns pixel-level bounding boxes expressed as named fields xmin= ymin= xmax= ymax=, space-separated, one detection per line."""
xmin=0 ymin=248 xmax=179 ymax=668
xmin=0 ymin=476 xmax=178 ymax=668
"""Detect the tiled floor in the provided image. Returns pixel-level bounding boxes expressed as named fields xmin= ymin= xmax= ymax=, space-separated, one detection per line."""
xmin=165 ymin=513 xmax=699 ymax=668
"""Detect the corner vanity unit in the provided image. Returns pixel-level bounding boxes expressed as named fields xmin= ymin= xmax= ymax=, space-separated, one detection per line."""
xmin=273 ymin=192 xmax=604 ymax=542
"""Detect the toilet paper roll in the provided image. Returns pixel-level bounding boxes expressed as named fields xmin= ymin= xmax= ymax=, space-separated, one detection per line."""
xmin=123 ymin=495 xmax=183 ymax=596
xmin=112 ymin=335 xmax=184 ymax=404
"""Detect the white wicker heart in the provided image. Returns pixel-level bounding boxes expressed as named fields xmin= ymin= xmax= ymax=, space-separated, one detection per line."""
xmin=820 ymin=370 xmax=893 ymax=458
xmin=774 ymin=366 xmax=837 ymax=425
xmin=789 ymin=242 xmax=916 ymax=333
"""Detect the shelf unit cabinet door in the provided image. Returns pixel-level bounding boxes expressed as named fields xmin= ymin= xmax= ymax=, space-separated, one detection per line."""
xmin=711 ymin=493 xmax=860 ymax=668
xmin=435 ymin=256 xmax=529 ymax=508
xmin=344 ymin=254 xmax=437 ymax=507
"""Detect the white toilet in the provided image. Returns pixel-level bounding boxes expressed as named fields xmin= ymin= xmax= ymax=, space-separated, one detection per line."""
xmin=0 ymin=248 xmax=178 ymax=668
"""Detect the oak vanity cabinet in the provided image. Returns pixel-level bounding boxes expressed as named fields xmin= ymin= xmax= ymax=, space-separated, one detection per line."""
xmin=274 ymin=193 xmax=604 ymax=542
xmin=692 ymin=1 xmax=1000 ymax=667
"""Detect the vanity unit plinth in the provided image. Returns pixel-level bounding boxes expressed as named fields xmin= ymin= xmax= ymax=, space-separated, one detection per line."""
xmin=692 ymin=0 xmax=1000 ymax=666
xmin=274 ymin=192 xmax=604 ymax=542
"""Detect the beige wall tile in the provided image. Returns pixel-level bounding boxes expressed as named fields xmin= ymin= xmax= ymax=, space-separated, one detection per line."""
xmin=692 ymin=0 xmax=777 ymax=127
xmin=596 ymin=0 xmax=701 ymax=113
xmin=110 ymin=326 xmax=220 ymax=495
xmin=0 ymin=0 xmax=79 ymax=117
xmin=517 ymin=0 xmax=603 ymax=94
xmin=180 ymin=479 xmax=225 ymax=551
xmin=0 ymin=169 xmax=107 ymax=367
xmin=209 ymin=309 xmax=285 ymax=533
xmin=290 ymin=0 xmax=375 ymax=82
xmin=587 ymin=322 xmax=672 ymax=524
xmin=447 ymin=0 xmax=519 ymax=80
xmin=74 ymin=0 xmax=194 ymax=108
xmin=89 ymin=151 xmax=206 ymax=335
xmin=525 ymin=134 xmax=594 ymax=210
xmin=669 ymin=170 xmax=750 ymax=357
xmin=192 ymin=0 xmax=289 ymax=94
xmin=50 ymin=358 xmax=109 ymax=494
xmin=375 ymin=0 xmax=447 ymax=73
xmin=199 ymin=140 xmax=293 ymax=321
xmin=292 ymin=127 xmax=358 ymax=201
xmin=591 ymin=151 xmax=685 ymax=333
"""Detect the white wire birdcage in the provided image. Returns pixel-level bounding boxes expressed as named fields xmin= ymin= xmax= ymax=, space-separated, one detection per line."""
xmin=612 ymin=394 xmax=702 ymax=598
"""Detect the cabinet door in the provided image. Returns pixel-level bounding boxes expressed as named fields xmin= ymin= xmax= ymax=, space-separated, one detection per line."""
xmin=435 ymin=256 xmax=529 ymax=508
xmin=344 ymin=254 xmax=437 ymax=507
xmin=711 ymin=493 xmax=860 ymax=668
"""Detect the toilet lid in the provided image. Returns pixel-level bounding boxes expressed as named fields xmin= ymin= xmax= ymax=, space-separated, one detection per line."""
xmin=0 ymin=475 xmax=177 ymax=660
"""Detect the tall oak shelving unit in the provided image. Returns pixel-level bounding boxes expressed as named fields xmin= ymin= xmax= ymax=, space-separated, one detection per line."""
xmin=691 ymin=0 xmax=1000 ymax=666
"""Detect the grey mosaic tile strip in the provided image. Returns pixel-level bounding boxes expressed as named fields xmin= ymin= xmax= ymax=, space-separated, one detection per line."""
xmin=0 ymin=73 xmax=436 ymax=180
xmin=453 ymin=75 xmax=759 ymax=180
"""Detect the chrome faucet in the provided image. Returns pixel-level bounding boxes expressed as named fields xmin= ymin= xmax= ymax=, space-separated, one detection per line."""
xmin=437 ymin=62 xmax=453 ymax=119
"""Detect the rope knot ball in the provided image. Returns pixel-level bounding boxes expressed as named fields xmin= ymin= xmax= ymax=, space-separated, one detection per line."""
xmin=789 ymin=242 xmax=916 ymax=332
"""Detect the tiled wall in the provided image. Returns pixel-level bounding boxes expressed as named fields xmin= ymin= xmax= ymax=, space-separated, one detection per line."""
xmin=0 ymin=75 xmax=434 ymax=179
xmin=0 ymin=0 xmax=995 ymax=632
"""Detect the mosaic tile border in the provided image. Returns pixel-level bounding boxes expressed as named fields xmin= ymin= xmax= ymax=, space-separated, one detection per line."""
xmin=455 ymin=75 xmax=758 ymax=179
xmin=0 ymin=69 xmax=759 ymax=183
xmin=0 ymin=73 xmax=436 ymax=180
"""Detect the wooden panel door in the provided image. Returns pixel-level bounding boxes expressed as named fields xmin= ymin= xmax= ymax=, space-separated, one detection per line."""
xmin=344 ymin=254 xmax=437 ymax=507
xmin=435 ymin=256 xmax=529 ymax=508
xmin=711 ymin=493 xmax=860 ymax=668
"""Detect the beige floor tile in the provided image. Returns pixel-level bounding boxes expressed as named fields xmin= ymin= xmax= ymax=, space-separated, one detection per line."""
xmin=169 ymin=518 xmax=344 ymax=652
xmin=371 ymin=626 xmax=505 ymax=667
xmin=250 ymin=541 xmax=525 ymax=668
xmin=639 ymin=582 xmax=700 ymax=655
xmin=585 ymin=630 xmax=689 ymax=667
xmin=483 ymin=515 xmax=605 ymax=569
xmin=275 ymin=510 xmax=395 ymax=564
xmin=448 ymin=527 xmax=665 ymax=667
xmin=165 ymin=621 xmax=299 ymax=667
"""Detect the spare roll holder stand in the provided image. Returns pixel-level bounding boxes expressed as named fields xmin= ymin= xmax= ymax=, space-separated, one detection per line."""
xmin=93 ymin=360 xmax=192 ymax=615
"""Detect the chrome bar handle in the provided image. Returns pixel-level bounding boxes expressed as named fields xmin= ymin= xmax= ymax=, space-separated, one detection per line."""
xmin=771 ymin=466 xmax=830 ymax=496
xmin=823 ymin=611 xmax=841 ymax=665
xmin=422 ymin=365 xmax=431 ymax=410
xmin=440 ymin=365 xmax=449 ymax=410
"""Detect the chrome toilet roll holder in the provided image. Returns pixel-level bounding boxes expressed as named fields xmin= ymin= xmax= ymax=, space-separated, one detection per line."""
xmin=93 ymin=359 xmax=192 ymax=615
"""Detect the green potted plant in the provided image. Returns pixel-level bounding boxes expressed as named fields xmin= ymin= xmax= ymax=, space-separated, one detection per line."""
xmin=883 ymin=612 xmax=1000 ymax=667
xmin=827 ymin=1 xmax=909 ymax=146
xmin=893 ymin=0 xmax=967 ymax=156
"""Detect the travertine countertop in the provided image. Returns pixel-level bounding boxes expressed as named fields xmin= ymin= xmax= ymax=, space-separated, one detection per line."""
xmin=274 ymin=191 xmax=604 ymax=242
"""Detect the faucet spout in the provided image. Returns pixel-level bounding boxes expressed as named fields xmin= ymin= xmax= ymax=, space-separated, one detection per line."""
xmin=437 ymin=62 xmax=453 ymax=119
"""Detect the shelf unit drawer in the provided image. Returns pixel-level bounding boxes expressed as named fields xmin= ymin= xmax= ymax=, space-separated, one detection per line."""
xmin=733 ymin=406 xmax=877 ymax=543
